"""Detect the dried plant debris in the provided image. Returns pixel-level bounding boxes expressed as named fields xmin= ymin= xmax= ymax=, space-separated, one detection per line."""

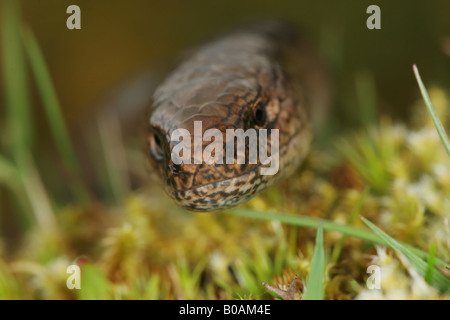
xmin=262 ymin=274 xmax=302 ymax=300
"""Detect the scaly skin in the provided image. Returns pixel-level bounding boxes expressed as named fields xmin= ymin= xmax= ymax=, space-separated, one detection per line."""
xmin=147 ymin=21 xmax=329 ymax=211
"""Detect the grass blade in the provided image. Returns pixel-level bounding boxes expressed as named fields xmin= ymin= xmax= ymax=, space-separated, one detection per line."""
xmin=425 ymin=243 xmax=437 ymax=285
xmin=0 ymin=157 xmax=19 ymax=190
xmin=20 ymin=26 xmax=90 ymax=205
xmin=331 ymin=186 xmax=370 ymax=263
xmin=1 ymin=0 xmax=56 ymax=230
xmin=1 ymin=0 xmax=33 ymax=158
xmin=302 ymin=223 xmax=325 ymax=300
xmin=412 ymin=64 xmax=450 ymax=156
xmin=77 ymin=264 xmax=113 ymax=300
xmin=361 ymin=216 xmax=450 ymax=293
xmin=16 ymin=153 xmax=56 ymax=230
xmin=97 ymin=113 xmax=130 ymax=201
xmin=225 ymin=209 xmax=449 ymax=269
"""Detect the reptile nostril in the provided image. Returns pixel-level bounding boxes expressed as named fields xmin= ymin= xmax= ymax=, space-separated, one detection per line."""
xmin=170 ymin=162 xmax=182 ymax=175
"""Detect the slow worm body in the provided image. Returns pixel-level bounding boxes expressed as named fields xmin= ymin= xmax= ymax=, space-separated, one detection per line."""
xmin=147 ymin=21 xmax=329 ymax=211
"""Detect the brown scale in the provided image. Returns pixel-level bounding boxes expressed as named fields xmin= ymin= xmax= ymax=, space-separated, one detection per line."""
xmin=147 ymin=20 xmax=330 ymax=211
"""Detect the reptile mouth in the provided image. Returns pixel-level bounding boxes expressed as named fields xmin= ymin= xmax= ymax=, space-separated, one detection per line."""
xmin=167 ymin=167 xmax=264 ymax=211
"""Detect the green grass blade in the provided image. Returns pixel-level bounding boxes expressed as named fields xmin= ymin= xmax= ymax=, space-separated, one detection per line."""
xmin=425 ymin=243 xmax=437 ymax=285
xmin=1 ymin=0 xmax=56 ymax=230
xmin=1 ymin=0 xmax=33 ymax=158
xmin=413 ymin=64 xmax=450 ymax=156
xmin=0 ymin=156 xmax=19 ymax=190
xmin=20 ymin=27 xmax=90 ymax=205
xmin=225 ymin=209 xmax=449 ymax=268
xmin=77 ymin=264 xmax=113 ymax=300
xmin=338 ymin=135 xmax=390 ymax=194
xmin=361 ymin=216 xmax=450 ymax=293
xmin=97 ymin=113 xmax=130 ymax=201
xmin=0 ymin=156 xmax=32 ymax=227
xmin=302 ymin=223 xmax=325 ymax=300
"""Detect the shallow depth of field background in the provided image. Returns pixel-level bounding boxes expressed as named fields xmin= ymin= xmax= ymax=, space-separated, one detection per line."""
xmin=1 ymin=0 xmax=449 ymax=122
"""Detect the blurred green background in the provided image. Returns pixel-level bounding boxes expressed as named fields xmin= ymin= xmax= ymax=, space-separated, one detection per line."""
xmin=1 ymin=0 xmax=449 ymax=125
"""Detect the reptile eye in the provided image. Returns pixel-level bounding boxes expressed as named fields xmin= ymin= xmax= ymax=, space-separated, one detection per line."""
xmin=253 ymin=102 xmax=266 ymax=126
xmin=149 ymin=132 xmax=164 ymax=161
